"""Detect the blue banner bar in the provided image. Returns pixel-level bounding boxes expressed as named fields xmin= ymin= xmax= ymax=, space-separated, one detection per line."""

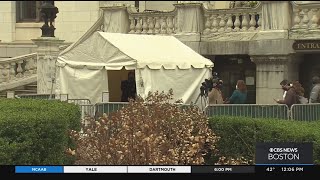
xmin=15 ymin=166 xmax=63 ymax=173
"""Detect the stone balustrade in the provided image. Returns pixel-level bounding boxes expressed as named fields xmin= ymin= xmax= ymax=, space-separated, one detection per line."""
xmin=0 ymin=53 xmax=37 ymax=84
xmin=202 ymin=3 xmax=262 ymax=35
xmin=127 ymin=8 xmax=177 ymax=35
xmin=291 ymin=2 xmax=320 ymax=31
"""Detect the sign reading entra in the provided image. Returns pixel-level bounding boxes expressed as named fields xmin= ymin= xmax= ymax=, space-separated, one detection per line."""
xmin=293 ymin=40 xmax=320 ymax=51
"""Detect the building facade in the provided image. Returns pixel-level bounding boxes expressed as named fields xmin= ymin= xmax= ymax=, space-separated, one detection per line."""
xmin=1 ymin=1 xmax=320 ymax=104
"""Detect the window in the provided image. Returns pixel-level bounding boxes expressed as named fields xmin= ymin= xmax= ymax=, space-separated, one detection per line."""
xmin=16 ymin=1 xmax=54 ymax=23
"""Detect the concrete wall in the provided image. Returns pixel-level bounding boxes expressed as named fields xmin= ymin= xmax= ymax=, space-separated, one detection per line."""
xmin=15 ymin=23 xmax=42 ymax=41
xmin=55 ymin=1 xmax=100 ymax=43
xmin=142 ymin=1 xmax=176 ymax=11
xmin=0 ymin=1 xmax=16 ymax=42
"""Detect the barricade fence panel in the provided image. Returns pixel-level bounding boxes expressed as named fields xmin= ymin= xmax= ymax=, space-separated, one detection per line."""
xmin=95 ymin=102 xmax=130 ymax=117
xmin=17 ymin=94 xmax=55 ymax=99
xmin=67 ymin=99 xmax=91 ymax=105
xmin=78 ymin=104 xmax=96 ymax=122
xmin=94 ymin=103 xmax=199 ymax=118
xmin=11 ymin=93 xmax=320 ymax=121
xmin=290 ymin=103 xmax=320 ymax=121
xmin=205 ymin=104 xmax=289 ymax=120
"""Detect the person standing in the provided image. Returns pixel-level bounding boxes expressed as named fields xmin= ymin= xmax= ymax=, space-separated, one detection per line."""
xmin=275 ymin=80 xmax=298 ymax=108
xmin=121 ymin=72 xmax=137 ymax=102
xmin=309 ymin=76 xmax=320 ymax=103
xmin=208 ymin=79 xmax=224 ymax=104
xmin=280 ymin=80 xmax=289 ymax=100
xmin=224 ymin=80 xmax=247 ymax=104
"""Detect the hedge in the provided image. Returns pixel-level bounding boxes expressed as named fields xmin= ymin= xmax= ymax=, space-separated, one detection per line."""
xmin=208 ymin=116 xmax=320 ymax=164
xmin=0 ymin=99 xmax=81 ymax=165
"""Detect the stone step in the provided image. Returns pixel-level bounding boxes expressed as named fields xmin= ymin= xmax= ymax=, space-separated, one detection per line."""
xmin=24 ymin=84 xmax=37 ymax=90
xmin=14 ymin=89 xmax=37 ymax=94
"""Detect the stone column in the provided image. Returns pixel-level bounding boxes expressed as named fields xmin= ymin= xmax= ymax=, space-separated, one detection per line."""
xmin=261 ymin=1 xmax=292 ymax=30
xmin=255 ymin=1 xmax=292 ymax=40
xmin=250 ymin=55 xmax=302 ymax=104
xmin=173 ymin=3 xmax=204 ymax=35
xmin=101 ymin=5 xmax=130 ymax=33
xmin=32 ymin=37 xmax=64 ymax=94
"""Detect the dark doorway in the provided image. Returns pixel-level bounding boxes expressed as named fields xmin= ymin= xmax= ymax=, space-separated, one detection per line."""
xmin=205 ymin=55 xmax=257 ymax=104
xmin=299 ymin=53 xmax=320 ymax=99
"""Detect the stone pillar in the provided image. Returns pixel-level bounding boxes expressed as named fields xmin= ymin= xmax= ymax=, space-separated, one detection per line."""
xmin=250 ymin=55 xmax=302 ymax=104
xmin=261 ymin=1 xmax=292 ymax=30
xmin=32 ymin=37 xmax=64 ymax=94
xmin=102 ymin=5 xmax=130 ymax=33
xmin=173 ymin=3 xmax=204 ymax=34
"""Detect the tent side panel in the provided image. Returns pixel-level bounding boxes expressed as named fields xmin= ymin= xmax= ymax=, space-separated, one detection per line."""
xmin=57 ymin=65 xmax=108 ymax=104
xmin=136 ymin=67 xmax=212 ymax=108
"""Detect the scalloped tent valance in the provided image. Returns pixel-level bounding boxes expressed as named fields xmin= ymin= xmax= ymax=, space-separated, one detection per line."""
xmin=57 ymin=31 xmax=214 ymax=70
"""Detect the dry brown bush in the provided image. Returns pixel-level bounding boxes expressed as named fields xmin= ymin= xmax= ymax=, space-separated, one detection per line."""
xmin=69 ymin=90 xmax=219 ymax=165
xmin=215 ymin=156 xmax=253 ymax=165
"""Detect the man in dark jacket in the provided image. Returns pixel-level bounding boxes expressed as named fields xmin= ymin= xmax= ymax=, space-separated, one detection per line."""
xmin=121 ymin=72 xmax=136 ymax=102
xmin=309 ymin=76 xmax=320 ymax=103
xmin=275 ymin=81 xmax=298 ymax=108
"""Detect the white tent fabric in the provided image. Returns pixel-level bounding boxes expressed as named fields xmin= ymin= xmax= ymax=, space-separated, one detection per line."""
xmin=56 ymin=31 xmax=214 ymax=106
xmin=56 ymin=65 xmax=108 ymax=104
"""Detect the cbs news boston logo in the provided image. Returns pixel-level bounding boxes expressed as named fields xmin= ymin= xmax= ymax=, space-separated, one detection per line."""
xmin=255 ymin=143 xmax=313 ymax=165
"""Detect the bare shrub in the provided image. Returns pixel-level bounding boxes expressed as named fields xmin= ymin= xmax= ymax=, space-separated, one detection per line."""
xmin=70 ymin=90 xmax=218 ymax=165
xmin=215 ymin=156 xmax=253 ymax=165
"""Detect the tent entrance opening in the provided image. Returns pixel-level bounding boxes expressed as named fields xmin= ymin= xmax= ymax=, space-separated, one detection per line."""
xmin=107 ymin=68 xmax=136 ymax=102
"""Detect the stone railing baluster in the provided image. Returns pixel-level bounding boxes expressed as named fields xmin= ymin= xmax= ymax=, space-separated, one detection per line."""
xmin=160 ymin=16 xmax=167 ymax=34
xmin=249 ymin=12 xmax=257 ymax=31
xmin=225 ymin=14 xmax=233 ymax=32
xmin=135 ymin=17 xmax=142 ymax=34
xmin=129 ymin=16 xmax=136 ymax=34
xmin=167 ymin=16 xmax=174 ymax=34
xmin=301 ymin=8 xmax=310 ymax=29
xmin=234 ymin=14 xmax=241 ymax=32
xmin=203 ymin=14 xmax=211 ymax=35
xmin=211 ymin=14 xmax=219 ymax=33
xmin=0 ymin=53 xmax=37 ymax=85
xmin=241 ymin=12 xmax=249 ymax=31
xmin=310 ymin=8 xmax=320 ymax=30
xmin=127 ymin=7 xmax=177 ymax=35
xmin=141 ymin=16 xmax=148 ymax=34
xmin=154 ymin=17 xmax=161 ymax=34
xmin=16 ymin=61 xmax=24 ymax=78
xmin=147 ymin=17 xmax=155 ymax=34
xmin=203 ymin=2 xmax=262 ymax=35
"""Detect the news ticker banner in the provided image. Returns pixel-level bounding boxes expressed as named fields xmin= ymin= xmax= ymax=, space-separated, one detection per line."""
xmin=0 ymin=165 xmax=315 ymax=174
xmin=1 ymin=142 xmax=316 ymax=174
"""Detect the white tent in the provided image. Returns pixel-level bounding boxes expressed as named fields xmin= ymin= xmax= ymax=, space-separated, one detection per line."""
xmin=56 ymin=31 xmax=214 ymax=107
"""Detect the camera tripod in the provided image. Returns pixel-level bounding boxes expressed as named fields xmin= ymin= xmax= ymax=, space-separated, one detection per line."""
xmin=194 ymin=93 xmax=208 ymax=111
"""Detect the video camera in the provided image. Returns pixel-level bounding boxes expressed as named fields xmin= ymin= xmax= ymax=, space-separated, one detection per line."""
xmin=199 ymin=72 xmax=223 ymax=97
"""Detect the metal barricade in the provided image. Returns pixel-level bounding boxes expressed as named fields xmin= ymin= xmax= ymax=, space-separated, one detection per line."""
xmin=176 ymin=103 xmax=199 ymax=111
xmin=290 ymin=103 xmax=320 ymax=121
xmin=16 ymin=94 xmax=69 ymax=101
xmin=205 ymin=104 xmax=289 ymax=119
xmin=17 ymin=94 xmax=54 ymax=99
xmin=78 ymin=104 xmax=96 ymax=121
xmin=95 ymin=102 xmax=129 ymax=117
xmin=94 ymin=102 xmax=197 ymax=118
xmin=68 ymin=99 xmax=91 ymax=105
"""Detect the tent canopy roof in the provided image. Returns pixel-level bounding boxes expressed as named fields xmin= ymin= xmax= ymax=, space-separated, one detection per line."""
xmin=58 ymin=31 xmax=214 ymax=70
